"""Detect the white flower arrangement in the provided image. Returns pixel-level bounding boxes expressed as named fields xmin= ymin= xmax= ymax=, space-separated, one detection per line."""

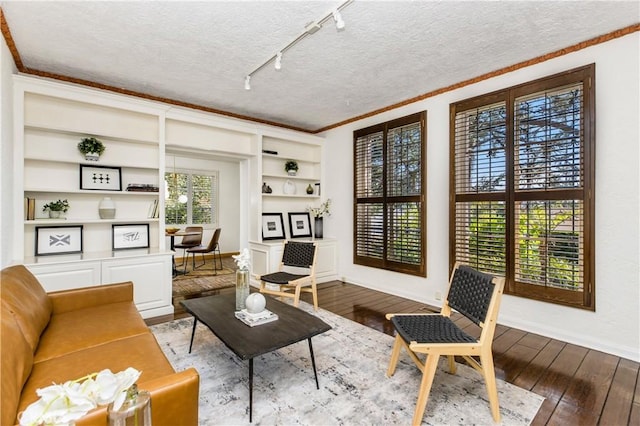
xmin=308 ymin=198 xmax=332 ymax=218
xmin=233 ymin=248 xmax=251 ymax=271
xmin=19 ymin=368 xmax=141 ymax=426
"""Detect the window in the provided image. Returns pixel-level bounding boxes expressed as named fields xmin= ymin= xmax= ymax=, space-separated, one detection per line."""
xmin=354 ymin=111 xmax=426 ymax=276
xmin=450 ymin=64 xmax=595 ymax=309
xmin=165 ymin=170 xmax=218 ymax=226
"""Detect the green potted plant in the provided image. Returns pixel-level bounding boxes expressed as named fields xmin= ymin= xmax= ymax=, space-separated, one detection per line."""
xmin=78 ymin=137 xmax=106 ymax=161
xmin=284 ymin=160 xmax=298 ymax=176
xmin=43 ymin=199 xmax=69 ymax=219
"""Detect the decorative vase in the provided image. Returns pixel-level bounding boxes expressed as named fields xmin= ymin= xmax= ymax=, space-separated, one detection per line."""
xmin=245 ymin=293 xmax=266 ymax=314
xmin=262 ymin=182 xmax=269 ymax=193
xmin=314 ymin=217 xmax=323 ymax=239
xmin=99 ymin=197 xmax=116 ymax=219
xmin=108 ymin=385 xmax=151 ymax=426
xmin=49 ymin=210 xmax=63 ymax=219
xmin=85 ymin=152 xmax=100 ymax=161
xmin=283 ymin=180 xmax=296 ymax=195
xmin=306 ymin=184 xmax=314 ymax=195
xmin=236 ymin=268 xmax=250 ymax=311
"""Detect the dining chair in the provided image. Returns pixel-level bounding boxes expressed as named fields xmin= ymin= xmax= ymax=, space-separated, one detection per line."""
xmin=174 ymin=226 xmax=203 ymax=271
xmin=386 ymin=262 xmax=506 ymax=425
xmin=186 ymin=228 xmax=222 ymax=273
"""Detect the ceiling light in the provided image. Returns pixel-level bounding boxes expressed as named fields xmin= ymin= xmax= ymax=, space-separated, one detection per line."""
xmin=332 ymin=10 xmax=345 ymax=30
xmin=243 ymin=0 xmax=353 ymax=90
xmin=275 ymin=52 xmax=282 ymax=70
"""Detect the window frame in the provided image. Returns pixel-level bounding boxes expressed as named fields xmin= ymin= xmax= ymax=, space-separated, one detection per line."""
xmin=449 ymin=64 xmax=595 ymax=310
xmin=164 ymin=169 xmax=219 ymax=227
xmin=353 ymin=111 xmax=427 ymax=277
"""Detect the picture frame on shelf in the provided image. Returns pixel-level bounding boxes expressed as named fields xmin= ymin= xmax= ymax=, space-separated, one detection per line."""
xmin=288 ymin=212 xmax=312 ymax=238
xmin=112 ymin=223 xmax=150 ymax=250
xmin=35 ymin=225 xmax=83 ymax=256
xmin=262 ymin=213 xmax=285 ymax=240
xmin=80 ymin=165 xmax=122 ymax=191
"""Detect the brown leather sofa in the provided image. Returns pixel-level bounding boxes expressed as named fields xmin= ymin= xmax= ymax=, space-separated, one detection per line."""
xmin=1 ymin=265 xmax=199 ymax=425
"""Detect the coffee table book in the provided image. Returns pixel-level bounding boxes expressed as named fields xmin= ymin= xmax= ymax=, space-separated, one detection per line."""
xmin=235 ymin=309 xmax=278 ymax=327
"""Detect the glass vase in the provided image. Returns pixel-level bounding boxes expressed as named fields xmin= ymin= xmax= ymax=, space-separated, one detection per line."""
xmin=314 ymin=217 xmax=323 ymax=239
xmin=236 ymin=268 xmax=250 ymax=311
xmin=108 ymin=386 xmax=151 ymax=426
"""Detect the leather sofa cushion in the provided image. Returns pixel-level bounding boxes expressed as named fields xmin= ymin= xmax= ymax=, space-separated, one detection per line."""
xmin=1 ymin=265 xmax=52 ymax=352
xmin=18 ymin=333 xmax=176 ymax=417
xmin=1 ymin=303 xmax=35 ymax=426
xmin=35 ymin=301 xmax=149 ymax=363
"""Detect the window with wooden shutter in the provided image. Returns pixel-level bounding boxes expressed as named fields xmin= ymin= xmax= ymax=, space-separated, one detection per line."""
xmin=354 ymin=112 xmax=426 ymax=276
xmin=165 ymin=170 xmax=218 ymax=226
xmin=450 ymin=65 xmax=595 ymax=310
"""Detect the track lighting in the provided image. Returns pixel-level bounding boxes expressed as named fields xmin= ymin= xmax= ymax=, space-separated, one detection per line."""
xmin=243 ymin=0 xmax=352 ymax=90
xmin=332 ymin=10 xmax=345 ymax=30
xmin=275 ymin=52 xmax=282 ymax=70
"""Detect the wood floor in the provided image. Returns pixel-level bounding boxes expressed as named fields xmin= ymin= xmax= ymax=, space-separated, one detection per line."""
xmin=157 ymin=278 xmax=640 ymax=425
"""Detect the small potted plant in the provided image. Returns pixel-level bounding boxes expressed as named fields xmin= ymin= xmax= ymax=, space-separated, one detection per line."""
xmin=43 ymin=199 xmax=69 ymax=219
xmin=284 ymin=160 xmax=298 ymax=176
xmin=78 ymin=137 xmax=106 ymax=161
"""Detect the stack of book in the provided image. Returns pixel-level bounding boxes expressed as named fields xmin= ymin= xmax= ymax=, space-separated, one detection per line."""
xmin=235 ymin=309 xmax=278 ymax=327
xmin=25 ymin=198 xmax=36 ymax=220
xmin=147 ymin=199 xmax=159 ymax=218
xmin=126 ymin=184 xmax=159 ymax=192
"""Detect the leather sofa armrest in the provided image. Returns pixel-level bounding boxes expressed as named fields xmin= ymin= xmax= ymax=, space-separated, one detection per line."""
xmin=74 ymin=368 xmax=200 ymax=426
xmin=49 ymin=282 xmax=134 ymax=314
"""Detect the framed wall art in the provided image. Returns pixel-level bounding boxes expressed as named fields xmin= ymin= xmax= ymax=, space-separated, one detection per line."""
xmin=35 ymin=225 xmax=83 ymax=256
xmin=262 ymin=213 xmax=285 ymax=240
xmin=288 ymin=212 xmax=312 ymax=238
xmin=112 ymin=223 xmax=150 ymax=250
xmin=80 ymin=165 xmax=122 ymax=191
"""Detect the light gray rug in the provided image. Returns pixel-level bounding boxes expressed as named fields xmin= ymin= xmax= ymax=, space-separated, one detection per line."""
xmin=151 ymin=302 xmax=544 ymax=425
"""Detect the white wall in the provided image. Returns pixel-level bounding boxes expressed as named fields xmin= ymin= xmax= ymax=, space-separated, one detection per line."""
xmin=0 ymin=34 xmax=17 ymax=268
xmin=165 ymin=154 xmax=241 ymax=255
xmin=321 ymin=33 xmax=640 ymax=361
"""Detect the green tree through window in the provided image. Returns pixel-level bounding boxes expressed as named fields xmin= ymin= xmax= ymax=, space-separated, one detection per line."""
xmin=165 ymin=171 xmax=217 ymax=226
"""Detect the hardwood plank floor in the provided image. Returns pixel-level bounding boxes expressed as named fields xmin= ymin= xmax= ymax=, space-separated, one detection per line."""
xmin=152 ymin=279 xmax=640 ymax=425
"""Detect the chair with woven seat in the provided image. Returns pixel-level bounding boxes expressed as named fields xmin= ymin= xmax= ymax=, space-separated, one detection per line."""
xmin=386 ymin=262 xmax=505 ymax=425
xmin=257 ymin=240 xmax=319 ymax=310
xmin=174 ymin=226 xmax=203 ymax=271
xmin=186 ymin=228 xmax=222 ymax=273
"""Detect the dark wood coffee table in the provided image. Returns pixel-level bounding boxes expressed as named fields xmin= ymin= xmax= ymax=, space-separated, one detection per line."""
xmin=180 ymin=293 xmax=331 ymax=422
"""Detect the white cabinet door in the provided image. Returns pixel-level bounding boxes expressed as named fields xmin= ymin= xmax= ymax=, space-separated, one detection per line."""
xmin=101 ymin=254 xmax=173 ymax=318
xmin=27 ymin=261 xmax=102 ymax=292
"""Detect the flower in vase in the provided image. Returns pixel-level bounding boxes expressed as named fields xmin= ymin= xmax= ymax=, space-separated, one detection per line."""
xmin=19 ymin=368 xmax=141 ymax=426
xmin=233 ymin=248 xmax=251 ymax=271
xmin=308 ymin=198 xmax=332 ymax=218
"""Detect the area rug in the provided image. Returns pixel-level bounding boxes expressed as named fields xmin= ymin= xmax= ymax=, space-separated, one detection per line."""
xmin=151 ymin=302 xmax=544 ymax=425
xmin=172 ymin=263 xmax=236 ymax=298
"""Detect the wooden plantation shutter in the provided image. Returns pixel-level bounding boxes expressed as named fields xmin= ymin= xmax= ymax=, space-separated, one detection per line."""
xmin=450 ymin=64 xmax=595 ymax=309
xmin=354 ymin=111 xmax=426 ymax=276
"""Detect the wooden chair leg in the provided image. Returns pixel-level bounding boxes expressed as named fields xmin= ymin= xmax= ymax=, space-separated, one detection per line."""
xmin=412 ymin=354 xmax=440 ymax=426
xmin=447 ymin=355 xmax=457 ymax=374
xmin=311 ymin=279 xmax=318 ymax=311
xmin=293 ymin=285 xmax=302 ymax=307
xmin=387 ymin=334 xmax=403 ymax=377
xmin=480 ymin=352 xmax=501 ymax=422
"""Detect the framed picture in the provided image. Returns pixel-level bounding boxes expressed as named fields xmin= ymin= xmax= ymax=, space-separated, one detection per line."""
xmin=112 ymin=224 xmax=150 ymax=250
xmin=80 ymin=165 xmax=122 ymax=191
xmin=288 ymin=212 xmax=312 ymax=238
xmin=262 ymin=213 xmax=285 ymax=240
xmin=35 ymin=225 xmax=83 ymax=256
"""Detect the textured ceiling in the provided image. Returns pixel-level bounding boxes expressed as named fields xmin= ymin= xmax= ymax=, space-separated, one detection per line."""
xmin=2 ymin=1 xmax=638 ymax=132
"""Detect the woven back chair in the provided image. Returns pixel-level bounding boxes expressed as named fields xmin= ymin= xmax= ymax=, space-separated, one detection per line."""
xmin=257 ymin=241 xmax=318 ymax=310
xmin=386 ymin=262 xmax=505 ymax=425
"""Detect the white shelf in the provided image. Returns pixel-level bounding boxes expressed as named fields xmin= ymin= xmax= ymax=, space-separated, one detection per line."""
xmin=262 ymin=153 xmax=320 ymax=164
xmin=24 ymin=156 xmax=160 ymax=170
xmin=262 ymin=194 xmax=320 ymax=199
xmin=25 ymin=218 xmax=159 ymax=226
xmin=24 ymin=124 xmax=158 ymax=146
xmin=25 ymin=188 xmax=159 ymax=196
xmin=262 ymin=173 xmax=320 ymax=181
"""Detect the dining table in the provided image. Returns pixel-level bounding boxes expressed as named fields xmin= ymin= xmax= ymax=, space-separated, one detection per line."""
xmin=166 ymin=229 xmax=202 ymax=276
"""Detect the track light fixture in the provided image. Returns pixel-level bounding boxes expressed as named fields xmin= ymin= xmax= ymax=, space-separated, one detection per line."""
xmin=275 ymin=52 xmax=282 ymax=70
xmin=243 ymin=0 xmax=353 ymax=90
xmin=332 ymin=9 xmax=345 ymax=30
